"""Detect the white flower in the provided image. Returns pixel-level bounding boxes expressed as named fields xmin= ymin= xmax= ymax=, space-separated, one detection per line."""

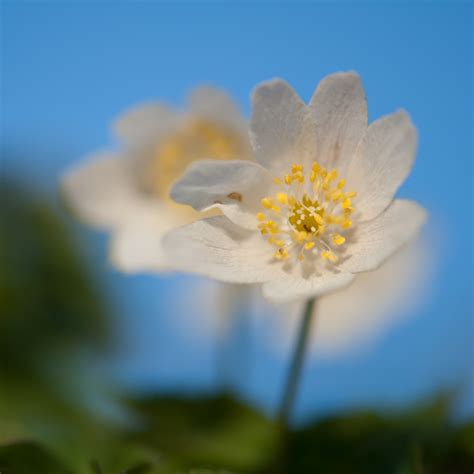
xmin=163 ymin=72 xmax=427 ymax=303
xmin=61 ymin=86 xmax=251 ymax=272
xmin=265 ymin=238 xmax=434 ymax=356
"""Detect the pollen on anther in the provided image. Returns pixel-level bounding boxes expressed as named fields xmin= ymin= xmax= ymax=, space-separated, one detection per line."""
xmin=337 ymin=179 xmax=346 ymax=189
xmin=275 ymin=248 xmax=289 ymax=260
xmin=259 ymin=160 xmax=357 ymax=264
xmin=276 ymin=192 xmax=288 ymax=205
xmin=342 ymin=198 xmax=352 ymax=209
xmin=322 ymin=250 xmax=338 ymax=263
xmin=332 ymin=234 xmax=346 ymax=245
xmin=342 ymin=220 xmax=352 ymax=229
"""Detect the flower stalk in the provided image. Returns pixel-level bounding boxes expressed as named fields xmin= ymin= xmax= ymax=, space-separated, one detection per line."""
xmin=277 ymin=297 xmax=316 ymax=427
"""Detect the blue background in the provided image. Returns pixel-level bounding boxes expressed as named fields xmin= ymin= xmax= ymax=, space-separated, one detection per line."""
xmin=2 ymin=2 xmax=472 ymax=422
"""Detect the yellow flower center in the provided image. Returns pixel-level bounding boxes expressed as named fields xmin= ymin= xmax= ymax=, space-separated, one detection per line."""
xmin=150 ymin=119 xmax=248 ymax=199
xmin=257 ymin=162 xmax=357 ymax=264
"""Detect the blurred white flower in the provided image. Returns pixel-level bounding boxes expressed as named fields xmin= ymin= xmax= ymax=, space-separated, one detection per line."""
xmin=264 ymin=238 xmax=434 ymax=356
xmin=163 ymin=72 xmax=427 ymax=303
xmin=61 ymin=86 xmax=251 ymax=272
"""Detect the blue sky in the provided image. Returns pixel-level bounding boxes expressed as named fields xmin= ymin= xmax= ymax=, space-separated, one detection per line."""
xmin=2 ymin=2 xmax=472 ymax=422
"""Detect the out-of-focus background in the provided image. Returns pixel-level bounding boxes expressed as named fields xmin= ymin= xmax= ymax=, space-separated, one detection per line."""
xmin=1 ymin=2 xmax=472 ymax=473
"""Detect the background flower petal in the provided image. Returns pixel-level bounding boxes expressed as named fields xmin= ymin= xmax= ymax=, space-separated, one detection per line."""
xmin=60 ymin=152 xmax=148 ymax=229
xmin=113 ymin=102 xmax=180 ymax=148
xmin=188 ymin=85 xmax=249 ymax=140
xmin=109 ymin=206 xmax=178 ymax=273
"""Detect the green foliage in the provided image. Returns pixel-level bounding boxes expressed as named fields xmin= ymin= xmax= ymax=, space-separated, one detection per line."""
xmin=124 ymin=394 xmax=278 ymax=473
xmin=0 ymin=442 xmax=71 ymax=474
xmin=279 ymin=395 xmax=474 ymax=474
xmin=0 ymin=180 xmax=109 ymax=377
xmin=1 ymin=394 xmax=472 ymax=474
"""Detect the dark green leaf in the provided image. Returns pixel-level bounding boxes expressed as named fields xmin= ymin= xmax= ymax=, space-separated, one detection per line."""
xmin=124 ymin=393 xmax=278 ymax=473
xmin=0 ymin=441 xmax=71 ymax=474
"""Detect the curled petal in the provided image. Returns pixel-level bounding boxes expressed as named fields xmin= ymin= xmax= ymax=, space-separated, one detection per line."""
xmin=170 ymin=159 xmax=273 ymax=229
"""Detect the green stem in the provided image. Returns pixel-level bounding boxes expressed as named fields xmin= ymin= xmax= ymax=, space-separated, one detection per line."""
xmin=277 ymin=297 xmax=316 ymax=427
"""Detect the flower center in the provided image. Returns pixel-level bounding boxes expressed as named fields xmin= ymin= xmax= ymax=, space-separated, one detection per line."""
xmin=150 ymin=119 xmax=248 ymax=199
xmin=257 ymin=162 xmax=357 ymax=264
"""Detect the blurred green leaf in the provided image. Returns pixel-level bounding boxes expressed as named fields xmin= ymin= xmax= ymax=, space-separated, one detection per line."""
xmin=0 ymin=180 xmax=110 ymax=377
xmin=187 ymin=471 xmax=238 ymax=474
xmin=1 ymin=392 xmax=472 ymax=473
xmin=275 ymin=395 xmax=474 ymax=474
xmin=124 ymin=394 xmax=278 ymax=473
xmin=0 ymin=441 xmax=70 ymax=474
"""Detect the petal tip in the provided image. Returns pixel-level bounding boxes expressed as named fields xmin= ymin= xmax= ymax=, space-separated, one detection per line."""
xmin=251 ymin=78 xmax=297 ymax=103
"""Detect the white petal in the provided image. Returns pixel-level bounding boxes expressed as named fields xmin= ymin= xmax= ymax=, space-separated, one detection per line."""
xmin=313 ymin=238 xmax=432 ymax=354
xmin=162 ymin=216 xmax=290 ymax=283
xmin=109 ymin=205 xmax=178 ymax=273
xmin=262 ymin=272 xmax=354 ymax=304
xmin=269 ymin=238 xmax=433 ymax=356
xmin=60 ymin=153 xmax=145 ymax=229
xmin=309 ymin=71 xmax=367 ymax=170
xmin=113 ymin=102 xmax=179 ymax=147
xmin=347 ymin=110 xmax=418 ymax=221
xmin=188 ymin=85 xmax=249 ymax=138
xmin=339 ymin=200 xmax=427 ymax=273
xmin=170 ymin=159 xmax=272 ymax=229
xmin=250 ymin=79 xmax=315 ymax=173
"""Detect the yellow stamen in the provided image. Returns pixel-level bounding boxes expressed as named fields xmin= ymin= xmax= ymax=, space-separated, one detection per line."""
xmin=274 ymin=248 xmax=289 ymax=260
xmin=342 ymin=198 xmax=352 ymax=209
xmin=337 ymin=179 xmax=346 ymax=189
xmin=258 ymin=160 xmax=357 ymax=264
xmin=322 ymin=250 xmax=338 ymax=263
xmin=276 ymin=192 xmax=288 ymax=205
xmin=332 ymin=234 xmax=346 ymax=246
